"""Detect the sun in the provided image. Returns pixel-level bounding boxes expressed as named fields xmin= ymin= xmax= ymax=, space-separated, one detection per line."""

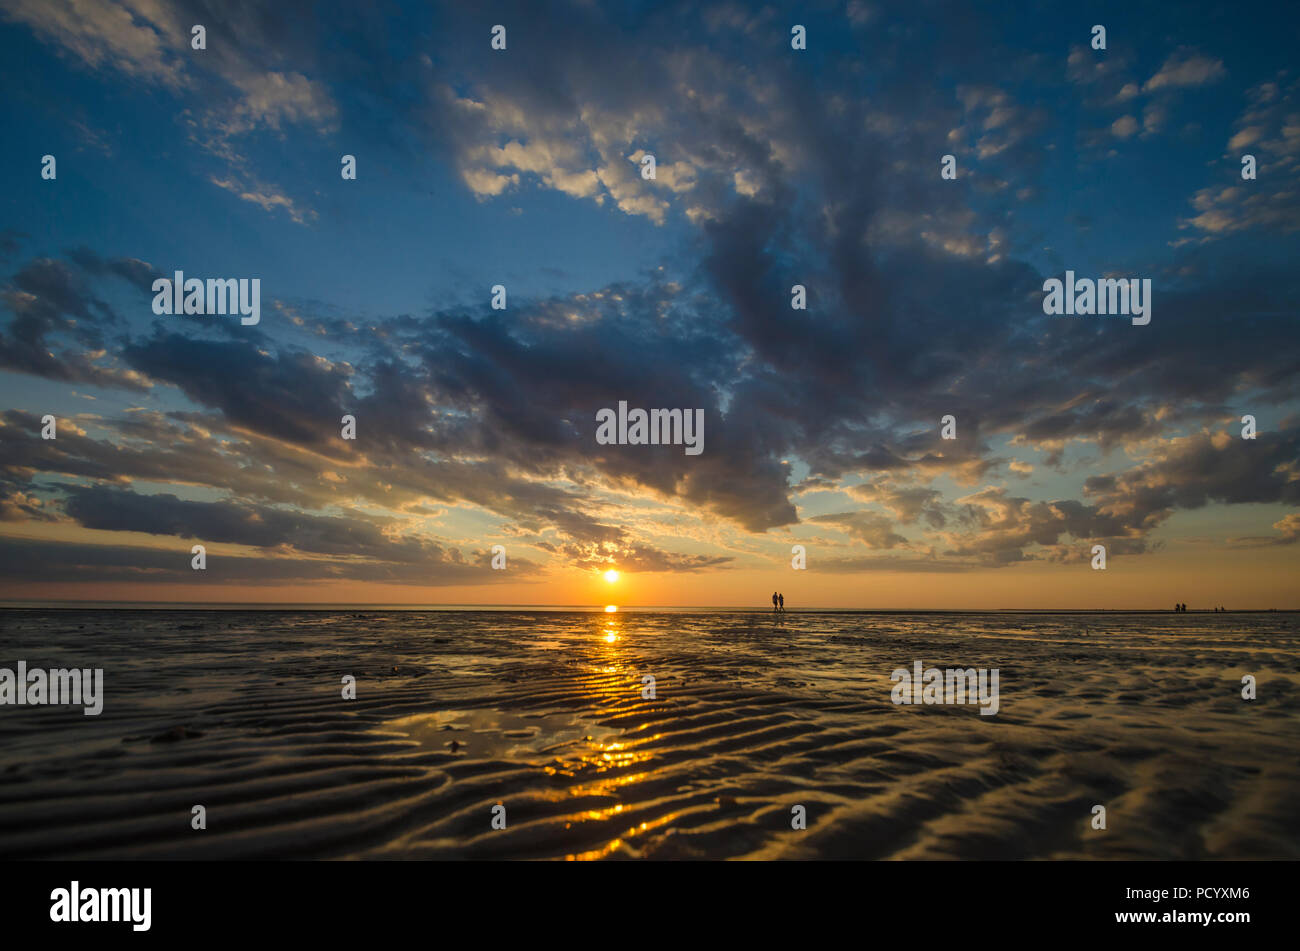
xmin=603 ymin=569 xmax=620 ymax=583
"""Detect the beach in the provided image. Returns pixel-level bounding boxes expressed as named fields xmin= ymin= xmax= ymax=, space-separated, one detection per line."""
xmin=1 ymin=609 xmax=1297 ymax=860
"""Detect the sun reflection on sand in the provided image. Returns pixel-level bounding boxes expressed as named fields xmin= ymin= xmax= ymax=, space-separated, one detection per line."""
xmin=545 ymin=620 xmax=674 ymax=858
xmin=396 ymin=610 xmax=680 ymax=860
xmin=563 ymin=810 xmax=685 ymax=860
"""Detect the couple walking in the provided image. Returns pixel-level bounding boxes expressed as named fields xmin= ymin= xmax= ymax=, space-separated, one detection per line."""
xmin=771 ymin=591 xmax=785 ymax=611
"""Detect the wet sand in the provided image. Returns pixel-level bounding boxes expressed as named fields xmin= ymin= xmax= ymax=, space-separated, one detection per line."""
xmin=1 ymin=609 xmax=1297 ymax=859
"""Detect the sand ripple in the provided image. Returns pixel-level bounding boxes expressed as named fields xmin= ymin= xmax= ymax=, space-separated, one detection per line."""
xmin=1 ymin=609 xmax=1297 ymax=859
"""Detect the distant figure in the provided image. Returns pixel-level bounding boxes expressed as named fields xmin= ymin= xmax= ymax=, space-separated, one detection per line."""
xmin=778 ymin=593 xmax=785 ymax=611
xmin=772 ymin=591 xmax=779 ymax=612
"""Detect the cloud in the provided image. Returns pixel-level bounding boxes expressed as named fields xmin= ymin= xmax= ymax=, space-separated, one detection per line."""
xmin=0 ymin=0 xmax=189 ymax=86
xmin=939 ymin=486 xmax=1149 ymax=566
xmin=54 ymin=484 xmax=544 ymax=586
xmin=807 ymin=510 xmax=908 ymax=549
xmin=1144 ymin=51 xmax=1226 ymax=92
xmin=218 ymin=70 xmax=338 ymax=136
xmin=0 ymin=256 xmax=152 ymax=390
xmin=1 ymin=0 xmax=338 ymax=223
xmin=1229 ymin=512 xmax=1300 ymax=547
xmin=121 ymin=334 xmax=355 ymax=447
xmin=209 ymin=176 xmax=318 ymax=224
xmin=1181 ymin=74 xmax=1300 ymax=237
xmin=846 ymin=480 xmax=947 ymax=527
xmin=1083 ymin=426 xmax=1300 ymax=524
xmin=1111 ymin=115 xmax=1138 ymax=139
xmin=0 ymin=535 xmax=534 ymax=585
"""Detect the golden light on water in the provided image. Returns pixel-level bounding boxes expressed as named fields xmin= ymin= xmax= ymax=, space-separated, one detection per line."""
xmin=604 ymin=569 xmax=620 ymax=583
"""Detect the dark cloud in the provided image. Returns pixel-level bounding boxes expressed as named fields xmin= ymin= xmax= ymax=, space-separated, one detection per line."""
xmin=62 ymin=484 xmax=447 ymax=562
xmin=66 ymin=247 xmax=162 ymax=295
xmin=121 ymin=333 xmax=355 ymax=447
xmin=0 ymin=255 xmax=149 ymax=390
xmin=0 ymin=535 xmax=536 ymax=585
xmin=1083 ymin=426 xmax=1300 ymax=524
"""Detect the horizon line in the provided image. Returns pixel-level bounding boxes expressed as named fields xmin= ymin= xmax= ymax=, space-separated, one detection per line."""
xmin=1 ymin=601 xmax=1293 ymax=613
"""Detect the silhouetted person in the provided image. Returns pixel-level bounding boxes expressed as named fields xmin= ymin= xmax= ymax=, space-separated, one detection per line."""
xmin=772 ymin=591 xmax=779 ymax=612
xmin=778 ymin=593 xmax=785 ymax=611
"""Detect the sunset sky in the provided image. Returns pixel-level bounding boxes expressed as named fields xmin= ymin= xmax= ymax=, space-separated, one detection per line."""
xmin=1 ymin=0 xmax=1297 ymax=608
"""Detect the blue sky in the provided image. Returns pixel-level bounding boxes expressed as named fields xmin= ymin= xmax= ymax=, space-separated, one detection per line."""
xmin=0 ymin=0 xmax=1297 ymax=607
